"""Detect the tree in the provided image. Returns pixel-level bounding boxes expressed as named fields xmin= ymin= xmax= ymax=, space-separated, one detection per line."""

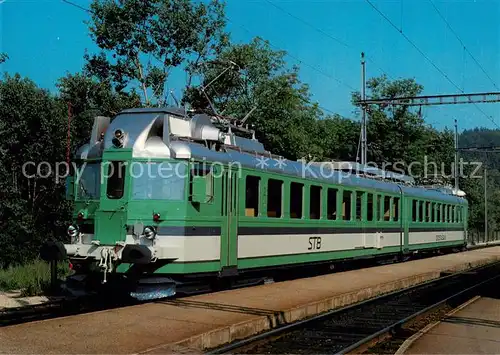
xmin=57 ymin=73 xmax=141 ymax=152
xmin=0 ymin=74 xmax=71 ymax=267
xmin=184 ymin=37 xmax=323 ymax=160
xmin=84 ymin=0 xmax=228 ymax=106
xmin=352 ymin=75 xmax=454 ymax=180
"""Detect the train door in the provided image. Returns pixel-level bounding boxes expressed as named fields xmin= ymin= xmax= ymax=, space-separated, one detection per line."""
xmin=220 ymin=167 xmax=239 ymax=276
xmin=96 ymin=160 xmax=127 ymax=245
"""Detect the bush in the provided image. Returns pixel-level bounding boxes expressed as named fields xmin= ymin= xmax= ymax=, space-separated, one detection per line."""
xmin=0 ymin=260 xmax=71 ymax=296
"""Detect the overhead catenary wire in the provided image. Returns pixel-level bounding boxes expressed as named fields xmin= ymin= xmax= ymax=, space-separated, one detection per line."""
xmin=429 ymin=0 xmax=499 ymax=91
xmin=225 ymin=15 xmax=356 ymax=91
xmin=263 ymin=0 xmax=395 ymax=81
xmin=365 ymin=0 xmax=499 ymax=129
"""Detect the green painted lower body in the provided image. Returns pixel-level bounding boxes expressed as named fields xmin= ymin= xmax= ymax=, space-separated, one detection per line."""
xmin=116 ymin=246 xmax=402 ymax=274
xmin=116 ymin=260 xmax=221 ymax=274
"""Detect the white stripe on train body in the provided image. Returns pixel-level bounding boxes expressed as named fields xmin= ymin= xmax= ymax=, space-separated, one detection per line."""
xmin=408 ymin=230 xmax=464 ymax=245
xmin=89 ymin=229 xmax=464 ymax=263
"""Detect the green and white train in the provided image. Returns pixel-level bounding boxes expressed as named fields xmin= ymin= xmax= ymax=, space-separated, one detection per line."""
xmin=41 ymin=107 xmax=468 ymax=299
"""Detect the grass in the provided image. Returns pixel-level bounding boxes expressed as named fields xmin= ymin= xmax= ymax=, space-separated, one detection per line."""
xmin=0 ymin=260 xmax=71 ymax=297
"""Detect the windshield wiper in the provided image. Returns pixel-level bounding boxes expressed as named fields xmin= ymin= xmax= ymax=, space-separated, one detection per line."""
xmin=78 ymin=182 xmax=94 ymax=203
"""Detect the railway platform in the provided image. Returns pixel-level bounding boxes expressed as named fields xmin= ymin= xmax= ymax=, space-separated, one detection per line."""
xmin=397 ymin=296 xmax=500 ymax=354
xmin=1 ymin=247 xmax=500 ymax=354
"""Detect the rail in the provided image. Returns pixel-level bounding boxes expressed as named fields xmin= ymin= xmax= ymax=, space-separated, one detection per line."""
xmin=207 ymin=261 xmax=500 ymax=354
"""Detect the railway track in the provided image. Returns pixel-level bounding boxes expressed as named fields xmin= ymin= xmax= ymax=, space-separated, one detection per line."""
xmin=208 ymin=261 xmax=500 ymax=355
xmin=0 ymin=293 xmax=141 ymax=327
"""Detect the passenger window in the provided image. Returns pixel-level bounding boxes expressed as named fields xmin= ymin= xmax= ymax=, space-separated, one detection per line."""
xmin=367 ymin=193 xmax=374 ymax=221
xmin=426 ymin=202 xmax=431 ymax=222
xmin=245 ymin=176 xmax=260 ymax=217
xmin=393 ymin=197 xmax=400 ymax=221
xmin=267 ymin=179 xmax=282 ymax=218
xmin=383 ymin=196 xmax=391 ymax=221
xmin=342 ymin=191 xmax=352 ymax=220
xmin=419 ymin=201 xmax=424 ymax=222
xmin=412 ymin=200 xmax=417 ymax=222
xmin=327 ymin=188 xmax=337 ymax=220
xmin=290 ymin=182 xmax=303 ymax=219
xmin=355 ymin=191 xmax=363 ymax=221
xmin=106 ymin=161 xmax=126 ymax=199
xmin=310 ymin=185 xmax=321 ymax=220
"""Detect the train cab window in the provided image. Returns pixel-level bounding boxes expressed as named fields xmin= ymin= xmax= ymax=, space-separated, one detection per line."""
xmin=106 ymin=161 xmax=126 ymax=199
xmin=245 ymin=176 xmax=260 ymax=217
xmin=290 ymin=182 xmax=303 ymax=219
xmin=327 ymin=188 xmax=337 ymax=220
xmin=267 ymin=179 xmax=282 ymax=218
xmin=342 ymin=191 xmax=352 ymax=220
xmin=355 ymin=191 xmax=363 ymax=221
xmin=383 ymin=196 xmax=391 ymax=221
xmin=393 ymin=197 xmax=400 ymax=221
xmin=310 ymin=185 xmax=321 ymax=220
xmin=367 ymin=193 xmax=374 ymax=221
xmin=132 ymin=162 xmax=186 ymax=200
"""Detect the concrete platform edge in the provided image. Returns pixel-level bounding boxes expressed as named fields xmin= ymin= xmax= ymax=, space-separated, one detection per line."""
xmin=394 ymin=295 xmax=482 ymax=355
xmin=140 ymin=255 xmax=500 ymax=354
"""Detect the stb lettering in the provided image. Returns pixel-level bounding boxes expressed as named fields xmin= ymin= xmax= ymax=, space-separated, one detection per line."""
xmin=308 ymin=236 xmax=322 ymax=250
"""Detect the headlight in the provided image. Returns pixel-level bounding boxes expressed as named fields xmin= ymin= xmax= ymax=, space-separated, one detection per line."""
xmin=144 ymin=226 xmax=156 ymax=240
xmin=112 ymin=128 xmax=125 ymax=147
xmin=67 ymin=225 xmax=79 ymax=238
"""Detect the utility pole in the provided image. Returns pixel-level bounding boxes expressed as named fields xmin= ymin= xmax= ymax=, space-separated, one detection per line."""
xmin=484 ymin=167 xmax=488 ymax=243
xmin=454 ymin=119 xmax=458 ymax=192
xmin=361 ymin=52 xmax=367 ymax=165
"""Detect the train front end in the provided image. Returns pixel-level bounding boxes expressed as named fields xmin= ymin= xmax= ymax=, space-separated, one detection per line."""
xmin=40 ymin=107 xmax=225 ymax=299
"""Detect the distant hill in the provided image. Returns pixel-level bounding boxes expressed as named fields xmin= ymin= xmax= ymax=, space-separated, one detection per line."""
xmin=458 ymin=128 xmax=500 ymax=234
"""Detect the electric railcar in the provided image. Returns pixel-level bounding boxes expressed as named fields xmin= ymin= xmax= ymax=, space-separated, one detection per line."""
xmin=41 ymin=107 xmax=468 ymax=299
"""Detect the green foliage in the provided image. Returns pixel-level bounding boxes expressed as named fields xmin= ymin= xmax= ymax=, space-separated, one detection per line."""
xmin=84 ymin=0 xmax=228 ymax=106
xmin=352 ymin=75 xmax=454 ymax=179
xmin=184 ymin=38 xmax=323 ymax=160
xmin=0 ymin=73 xmax=72 ymax=268
xmin=458 ymin=128 xmax=500 ymax=232
xmin=0 ymin=260 xmax=70 ymax=296
xmin=57 ymin=72 xmax=141 ymax=152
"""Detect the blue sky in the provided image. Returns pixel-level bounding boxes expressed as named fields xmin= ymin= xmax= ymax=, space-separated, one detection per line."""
xmin=1 ymin=0 xmax=499 ymax=132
